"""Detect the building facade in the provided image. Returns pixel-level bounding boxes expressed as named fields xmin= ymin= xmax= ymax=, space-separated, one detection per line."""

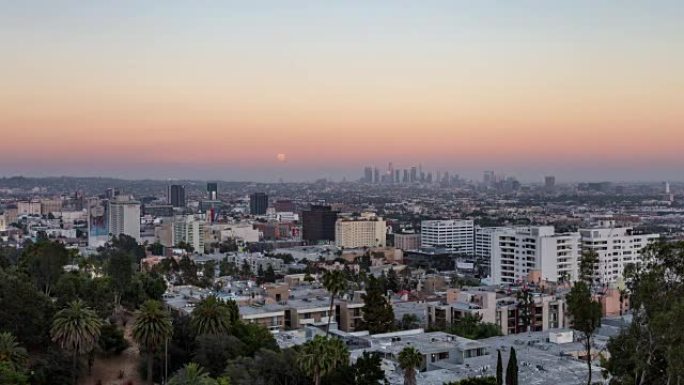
xmin=421 ymin=219 xmax=474 ymax=254
xmin=249 ymin=192 xmax=268 ymax=215
xmin=302 ymin=205 xmax=338 ymax=243
xmin=108 ymin=198 xmax=141 ymax=242
xmin=168 ymin=185 xmax=186 ymax=208
xmin=335 ymin=213 xmax=387 ymax=248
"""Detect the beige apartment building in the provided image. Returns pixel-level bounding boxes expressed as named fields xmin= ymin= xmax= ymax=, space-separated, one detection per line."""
xmin=335 ymin=213 xmax=387 ymax=248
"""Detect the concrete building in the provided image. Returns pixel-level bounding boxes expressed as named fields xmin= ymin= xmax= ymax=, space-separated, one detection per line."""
xmin=249 ymin=192 xmax=268 ymax=215
xmin=335 ymin=292 xmax=366 ymax=332
xmin=40 ymin=199 xmax=63 ymax=215
xmin=394 ymin=232 xmax=421 ymax=250
xmin=168 ymin=185 xmax=186 ymax=208
xmin=0 ymin=213 xmax=7 ymax=231
xmin=490 ymin=226 xmax=581 ymax=285
xmin=17 ymin=201 xmax=41 ymax=216
xmin=335 ymin=213 xmax=387 ymax=248
xmin=108 ymin=197 xmax=141 ymax=242
xmin=302 ymin=205 xmax=338 ymax=243
xmin=172 ymin=215 xmax=206 ymax=253
xmin=474 ymin=226 xmax=511 ymax=260
xmin=421 ymin=219 xmax=474 ymax=254
xmin=579 ymin=227 xmax=659 ymax=284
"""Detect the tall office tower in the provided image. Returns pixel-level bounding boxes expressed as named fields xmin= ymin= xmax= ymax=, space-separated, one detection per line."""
xmin=489 ymin=226 xmax=581 ymax=285
xmin=105 ymin=188 xmax=120 ymax=199
xmin=403 ymin=169 xmax=409 ymax=183
xmin=544 ymin=176 xmax=556 ymax=189
xmin=410 ymin=167 xmax=417 ymax=183
xmin=207 ymin=182 xmax=218 ymax=200
xmin=665 ymin=181 xmax=671 ymax=194
xmin=395 ymin=169 xmax=400 ymax=184
xmin=373 ymin=168 xmax=380 ymax=184
xmin=249 ymin=192 xmax=269 ymax=215
xmin=335 ymin=213 xmax=387 ymax=248
xmin=388 ymin=162 xmax=394 ymax=182
xmin=364 ymin=167 xmax=373 ymax=183
xmin=420 ymin=219 xmax=475 ymax=254
xmin=579 ymin=227 xmax=659 ymax=285
xmin=483 ymin=171 xmax=495 ymax=185
xmin=108 ymin=197 xmax=141 ymax=242
xmin=302 ymin=205 xmax=339 ymax=243
xmin=426 ymin=172 xmax=433 ymax=183
xmin=168 ymin=185 xmax=186 ymax=208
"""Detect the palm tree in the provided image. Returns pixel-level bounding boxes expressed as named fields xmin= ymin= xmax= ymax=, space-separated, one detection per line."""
xmin=51 ymin=299 xmax=103 ymax=385
xmin=0 ymin=332 xmax=28 ymax=369
xmin=327 ymin=337 xmax=349 ymax=370
xmin=398 ymin=346 xmax=422 ymax=385
xmin=297 ymin=336 xmax=339 ymax=385
xmin=190 ymin=295 xmax=232 ymax=336
xmin=133 ymin=300 xmax=173 ymax=385
xmin=322 ymin=270 xmax=347 ymax=336
xmin=168 ymin=363 xmax=218 ymax=385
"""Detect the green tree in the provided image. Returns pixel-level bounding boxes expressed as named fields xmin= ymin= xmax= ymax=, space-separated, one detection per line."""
xmin=148 ymin=242 xmax=164 ymax=256
xmin=446 ymin=313 xmax=501 ymax=340
xmin=50 ymin=300 xmax=103 ymax=385
xmin=0 ymin=269 xmax=55 ymax=347
xmin=354 ymin=351 xmax=388 ymax=385
xmin=298 ymin=336 xmax=348 ymax=385
xmin=515 ymin=288 xmax=533 ymax=333
xmin=203 ymin=260 xmax=217 ymax=280
xmin=219 ymin=259 xmax=237 ymax=277
xmin=97 ymin=323 xmax=129 ymax=356
xmin=398 ymin=346 xmax=422 ymax=385
xmin=0 ymin=332 xmax=28 ymax=370
xmin=231 ymin=322 xmax=279 ymax=356
xmin=446 ymin=377 xmax=497 ymax=385
xmin=132 ymin=300 xmax=173 ymax=385
xmin=386 ymin=268 xmax=400 ymax=293
xmin=193 ymin=335 xmax=245 ymax=377
xmin=264 ymin=264 xmax=277 ymax=283
xmin=322 ymin=270 xmax=348 ymax=336
xmin=0 ymin=362 xmax=29 ymax=385
xmin=191 ymin=295 xmax=232 ymax=336
xmin=400 ymin=313 xmax=420 ymax=330
xmin=20 ymin=240 xmax=69 ymax=296
xmin=505 ymin=347 xmax=517 ymax=385
xmin=567 ymin=252 xmax=602 ymax=385
xmin=106 ymin=250 xmax=134 ymax=305
xmin=240 ymin=260 xmax=252 ymax=277
xmin=168 ymin=362 xmax=218 ymax=385
xmin=362 ymin=275 xmax=395 ymax=334
xmin=496 ymin=350 xmax=503 ymax=385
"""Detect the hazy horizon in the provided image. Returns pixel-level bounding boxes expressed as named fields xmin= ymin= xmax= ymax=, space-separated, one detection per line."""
xmin=2 ymin=1 xmax=682 ymax=181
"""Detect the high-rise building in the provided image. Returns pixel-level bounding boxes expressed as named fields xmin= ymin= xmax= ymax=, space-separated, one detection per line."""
xmin=544 ymin=176 xmax=556 ymax=189
xmin=88 ymin=199 xmax=109 ymax=247
xmin=108 ymin=197 xmax=141 ymax=242
xmin=172 ymin=215 xmax=205 ymax=253
xmin=420 ymin=219 xmax=474 ymax=254
xmin=579 ymin=227 xmax=659 ymax=285
xmin=373 ymin=168 xmax=380 ymax=184
xmin=168 ymin=185 xmax=186 ymax=208
xmin=403 ymin=169 xmax=409 ymax=183
xmin=363 ymin=167 xmax=373 ymax=183
xmin=394 ymin=169 xmax=400 ymax=183
xmin=483 ymin=171 xmax=495 ymax=185
xmin=302 ymin=205 xmax=338 ymax=243
xmin=249 ymin=192 xmax=269 ymax=215
xmin=489 ymin=226 xmax=581 ymax=285
xmin=394 ymin=232 xmax=421 ymax=250
xmin=207 ymin=182 xmax=218 ymax=200
xmin=105 ymin=188 xmax=120 ymax=199
xmin=410 ymin=167 xmax=417 ymax=183
xmin=335 ymin=213 xmax=387 ymax=248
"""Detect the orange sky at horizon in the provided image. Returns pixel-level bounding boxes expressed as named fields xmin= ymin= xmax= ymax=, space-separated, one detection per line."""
xmin=1 ymin=1 xmax=683 ymax=180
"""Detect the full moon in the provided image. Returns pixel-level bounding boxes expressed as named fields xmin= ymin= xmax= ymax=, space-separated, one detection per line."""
xmin=276 ymin=153 xmax=287 ymax=163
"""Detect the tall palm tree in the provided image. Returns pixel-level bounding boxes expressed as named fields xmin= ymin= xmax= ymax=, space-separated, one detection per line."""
xmin=327 ymin=337 xmax=349 ymax=371
xmin=168 ymin=363 xmax=218 ymax=385
xmin=133 ymin=300 xmax=173 ymax=385
xmin=398 ymin=346 xmax=422 ymax=385
xmin=322 ymin=270 xmax=347 ymax=336
xmin=190 ymin=295 xmax=232 ymax=336
xmin=297 ymin=336 xmax=338 ymax=385
xmin=51 ymin=299 xmax=103 ymax=385
xmin=0 ymin=332 xmax=28 ymax=369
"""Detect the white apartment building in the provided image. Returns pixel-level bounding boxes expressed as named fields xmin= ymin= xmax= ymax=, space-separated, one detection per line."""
xmin=108 ymin=198 xmax=141 ymax=242
xmin=490 ymin=226 xmax=581 ymax=285
xmin=17 ymin=201 xmax=42 ymax=216
xmin=474 ymin=226 xmax=511 ymax=260
xmin=579 ymin=227 xmax=659 ymax=284
xmin=173 ymin=215 xmax=206 ymax=254
xmin=420 ymin=219 xmax=474 ymax=254
xmin=335 ymin=213 xmax=387 ymax=248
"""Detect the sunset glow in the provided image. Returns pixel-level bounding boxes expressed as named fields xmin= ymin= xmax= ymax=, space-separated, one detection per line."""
xmin=1 ymin=1 xmax=682 ymax=181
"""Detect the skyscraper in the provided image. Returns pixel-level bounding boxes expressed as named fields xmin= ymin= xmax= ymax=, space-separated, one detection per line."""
xmin=545 ymin=176 xmax=556 ymax=189
xmin=373 ymin=168 xmax=380 ymax=184
xmin=302 ymin=205 xmax=339 ymax=243
xmin=249 ymin=192 xmax=268 ymax=215
xmin=363 ymin=167 xmax=373 ymax=183
xmin=108 ymin=197 xmax=141 ymax=242
xmin=207 ymin=182 xmax=218 ymax=200
xmin=168 ymin=185 xmax=186 ymax=208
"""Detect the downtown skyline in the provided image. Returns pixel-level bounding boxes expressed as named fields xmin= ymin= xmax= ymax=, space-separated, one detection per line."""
xmin=1 ymin=1 xmax=683 ymax=182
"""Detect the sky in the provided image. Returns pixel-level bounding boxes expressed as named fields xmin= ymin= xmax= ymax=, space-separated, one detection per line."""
xmin=1 ymin=1 xmax=682 ymax=182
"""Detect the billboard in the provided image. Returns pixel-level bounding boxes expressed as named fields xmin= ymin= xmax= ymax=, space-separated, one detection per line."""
xmin=88 ymin=200 xmax=109 ymax=246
